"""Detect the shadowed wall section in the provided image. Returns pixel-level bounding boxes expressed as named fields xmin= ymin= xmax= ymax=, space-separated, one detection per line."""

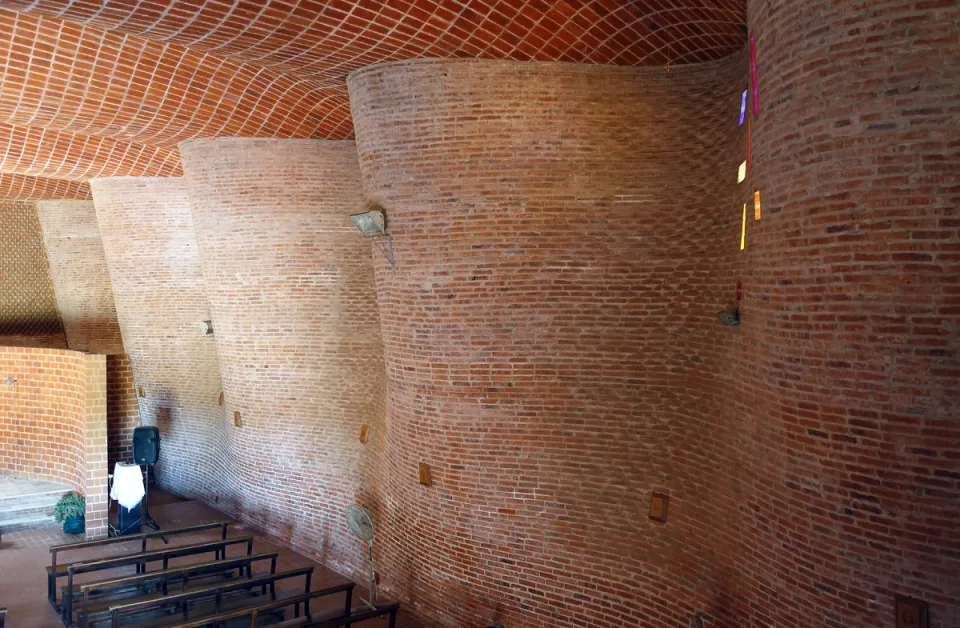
xmin=91 ymin=177 xmax=229 ymax=503
xmin=734 ymin=1 xmax=960 ymax=625
xmin=349 ymin=58 xmax=745 ymax=627
xmin=36 ymin=200 xmax=124 ymax=354
xmin=180 ymin=138 xmax=387 ymax=578
xmin=0 ymin=200 xmax=65 ymax=347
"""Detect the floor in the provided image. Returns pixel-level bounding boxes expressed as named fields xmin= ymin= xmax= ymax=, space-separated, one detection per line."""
xmin=0 ymin=488 xmax=422 ymax=627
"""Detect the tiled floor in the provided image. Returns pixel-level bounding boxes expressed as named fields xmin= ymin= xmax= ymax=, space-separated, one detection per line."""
xmin=0 ymin=489 xmax=422 ymax=627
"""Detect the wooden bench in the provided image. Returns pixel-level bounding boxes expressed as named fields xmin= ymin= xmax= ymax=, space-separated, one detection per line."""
xmin=49 ymin=522 xmax=230 ymax=602
xmin=0 ymin=607 xmax=6 ymax=628
xmin=74 ymin=552 xmax=278 ymax=628
xmin=107 ymin=566 xmax=314 ymax=627
xmin=61 ymin=535 xmax=254 ymax=625
xmin=286 ymin=601 xmax=401 ymax=628
xmin=165 ymin=584 xmax=355 ymax=628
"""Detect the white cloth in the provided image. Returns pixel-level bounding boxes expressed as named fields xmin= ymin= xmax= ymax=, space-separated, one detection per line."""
xmin=110 ymin=462 xmax=145 ymax=510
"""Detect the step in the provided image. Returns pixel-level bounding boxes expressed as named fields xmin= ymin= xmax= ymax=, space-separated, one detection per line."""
xmin=0 ymin=491 xmax=64 ymax=516
xmin=0 ymin=511 xmax=59 ymax=533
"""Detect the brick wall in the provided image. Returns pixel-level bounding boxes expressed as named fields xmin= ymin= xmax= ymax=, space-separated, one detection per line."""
xmin=82 ymin=353 xmax=109 ymax=538
xmin=348 ymin=57 xmax=745 ymax=627
xmin=0 ymin=200 xmax=66 ymax=348
xmin=0 ymin=346 xmax=108 ymax=538
xmin=106 ymin=354 xmax=140 ymax=470
xmin=180 ymin=138 xmax=387 ymax=579
xmin=92 ymin=177 xmax=227 ymax=504
xmin=732 ymin=1 xmax=960 ymax=626
xmin=35 ymin=200 xmax=124 ymax=354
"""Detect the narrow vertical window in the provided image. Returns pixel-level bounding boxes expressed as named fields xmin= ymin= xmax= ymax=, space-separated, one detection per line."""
xmin=739 ymin=89 xmax=747 ymax=126
xmin=754 ymin=190 xmax=761 ymax=220
xmin=738 ymin=161 xmax=746 ymax=183
xmin=750 ymin=36 xmax=760 ymax=116
xmin=740 ymin=204 xmax=747 ymax=250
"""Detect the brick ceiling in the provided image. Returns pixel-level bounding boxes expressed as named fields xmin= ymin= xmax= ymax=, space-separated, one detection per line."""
xmin=0 ymin=0 xmax=746 ymax=195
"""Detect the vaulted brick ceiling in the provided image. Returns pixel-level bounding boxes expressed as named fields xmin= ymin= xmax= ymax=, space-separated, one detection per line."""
xmin=0 ymin=0 xmax=746 ymax=196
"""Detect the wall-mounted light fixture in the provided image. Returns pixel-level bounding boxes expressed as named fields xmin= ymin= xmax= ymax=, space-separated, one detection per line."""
xmin=200 ymin=320 xmax=214 ymax=336
xmin=717 ymin=280 xmax=742 ymax=326
xmin=3 ymin=377 xmax=18 ymax=386
xmin=350 ymin=209 xmax=395 ymax=271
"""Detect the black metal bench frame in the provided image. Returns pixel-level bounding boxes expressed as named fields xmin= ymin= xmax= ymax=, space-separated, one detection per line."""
xmin=107 ymin=566 xmax=314 ymax=628
xmin=48 ymin=522 xmax=230 ymax=602
xmin=61 ymin=535 xmax=254 ymax=625
xmin=165 ymin=583 xmax=356 ymax=628
xmin=74 ymin=552 xmax=278 ymax=628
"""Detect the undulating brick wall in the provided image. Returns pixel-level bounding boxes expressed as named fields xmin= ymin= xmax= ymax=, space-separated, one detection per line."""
xmin=92 ymin=177 xmax=228 ymax=503
xmin=348 ymin=57 xmax=746 ymax=627
xmin=730 ymin=1 xmax=960 ymax=626
xmin=35 ymin=200 xmax=124 ymax=354
xmin=0 ymin=346 xmax=108 ymax=538
xmin=106 ymin=354 xmax=140 ymax=470
xmin=180 ymin=138 xmax=387 ymax=578
xmin=0 ymin=200 xmax=66 ymax=348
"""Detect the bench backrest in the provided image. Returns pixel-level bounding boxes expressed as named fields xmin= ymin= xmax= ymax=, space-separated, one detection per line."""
xmin=165 ymin=583 xmax=355 ymax=628
xmin=302 ymin=602 xmax=401 ymax=628
xmin=51 ymin=521 xmax=229 ymax=573
xmin=79 ymin=551 xmax=278 ymax=604
xmin=69 ymin=535 xmax=253 ymax=576
xmin=109 ymin=566 xmax=314 ymax=627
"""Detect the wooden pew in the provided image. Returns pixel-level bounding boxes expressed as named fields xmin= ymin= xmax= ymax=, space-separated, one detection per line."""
xmin=165 ymin=584 xmax=355 ymax=628
xmin=49 ymin=522 xmax=230 ymax=602
xmin=107 ymin=566 xmax=314 ymax=627
xmin=75 ymin=552 xmax=278 ymax=628
xmin=299 ymin=602 xmax=400 ymax=628
xmin=61 ymin=535 xmax=254 ymax=625
xmin=0 ymin=607 xmax=6 ymax=628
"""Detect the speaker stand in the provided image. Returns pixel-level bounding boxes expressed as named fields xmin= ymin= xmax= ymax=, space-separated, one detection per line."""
xmin=141 ymin=465 xmax=161 ymax=532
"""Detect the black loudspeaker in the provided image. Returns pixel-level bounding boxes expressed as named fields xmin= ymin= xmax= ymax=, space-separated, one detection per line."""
xmin=132 ymin=426 xmax=160 ymax=465
xmin=117 ymin=500 xmax=142 ymax=535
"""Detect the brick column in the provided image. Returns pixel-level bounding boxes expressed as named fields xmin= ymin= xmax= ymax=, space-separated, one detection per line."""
xmin=82 ymin=354 xmax=108 ymax=539
xmin=732 ymin=0 xmax=960 ymax=624
xmin=92 ymin=177 xmax=227 ymax=504
xmin=348 ymin=57 xmax=745 ymax=627
xmin=180 ymin=138 xmax=387 ymax=578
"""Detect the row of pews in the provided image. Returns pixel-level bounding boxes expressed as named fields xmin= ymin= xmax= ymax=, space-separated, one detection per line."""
xmin=47 ymin=521 xmax=399 ymax=627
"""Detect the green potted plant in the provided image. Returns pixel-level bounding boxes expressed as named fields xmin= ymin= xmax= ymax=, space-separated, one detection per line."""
xmin=54 ymin=493 xmax=85 ymax=534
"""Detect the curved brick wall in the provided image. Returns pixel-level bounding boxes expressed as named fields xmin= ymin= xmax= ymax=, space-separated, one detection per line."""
xmin=180 ymin=138 xmax=387 ymax=577
xmin=349 ymin=58 xmax=745 ymax=626
xmin=36 ymin=200 xmax=124 ymax=354
xmin=0 ymin=347 xmax=109 ymax=538
xmin=91 ymin=177 xmax=228 ymax=502
xmin=734 ymin=1 xmax=960 ymax=625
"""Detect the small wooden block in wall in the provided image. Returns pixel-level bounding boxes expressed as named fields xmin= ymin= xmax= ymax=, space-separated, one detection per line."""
xmin=218 ymin=391 xmax=224 ymax=405
xmin=895 ymin=596 xmax=928 ymax=628
xmin=418 ymin=463 xmax=432 ymax=486
xmin=233 ymin=411 xmax=242 ymax=427
xmin=137 ymin=386 xmax=145 ymax=398
xmin=359 ymin=424 xmax=370 ymax=444
xmin=649 ymin=492 xmax=669 ymax=523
